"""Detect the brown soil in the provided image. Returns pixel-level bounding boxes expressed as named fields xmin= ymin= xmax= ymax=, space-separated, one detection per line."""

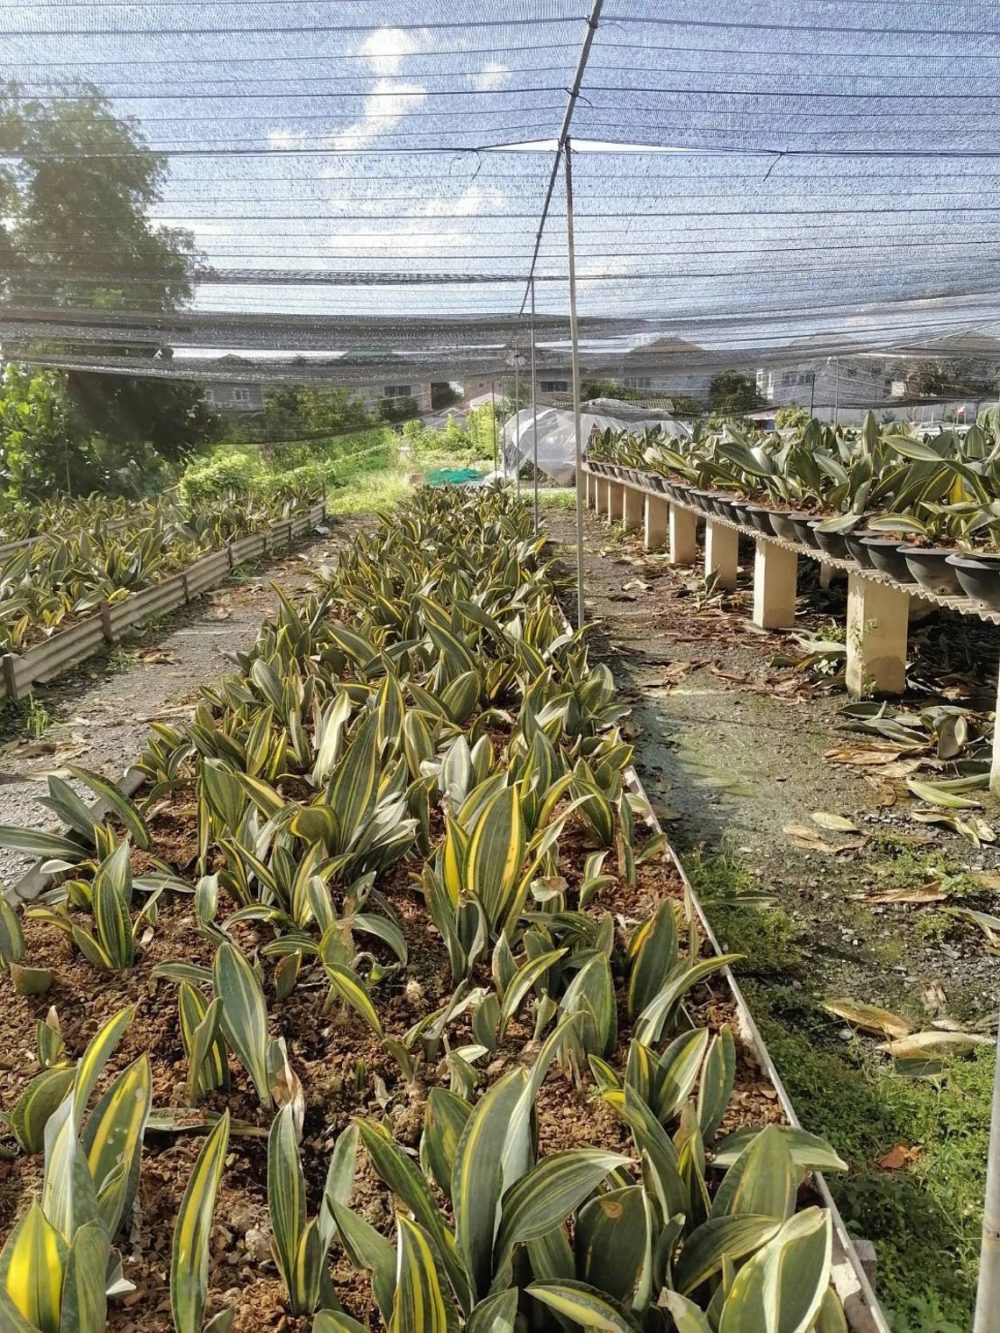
xmin=0 ymin=688 xmax=787 ymax=1330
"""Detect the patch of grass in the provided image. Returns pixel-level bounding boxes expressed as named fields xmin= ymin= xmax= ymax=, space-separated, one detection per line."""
xmin=539 ymin=489 xmax=577 ymax=509
xmin=867 ymin=830 xmax=987 ymax=902
xmin=751 ymin=984 xmax=989 ymax=1331
xmin=325 ymin=467 xmax=413 ymax=516
xmin=689 ymin=841 xmax=990 ymax=1330
xmin=687 ymin=845 xmax=803 ymax=976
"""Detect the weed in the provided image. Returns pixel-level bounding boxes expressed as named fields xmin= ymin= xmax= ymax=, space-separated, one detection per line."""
xmin=108 ymin=647 xmax=140 ymax=674
xmin=914 ymin=912 xmax=953 ymax=946
xmin=25 ymin=692 xmax=51 ymax=739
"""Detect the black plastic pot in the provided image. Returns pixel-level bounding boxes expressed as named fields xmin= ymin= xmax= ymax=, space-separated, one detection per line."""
xmin=947 ymin=555 xmax=1000 ymax=610
xmin=789 ymin=514 xmax=822 ymax=549
xmin=729 ymin=501 xmax=752 ymax=526
xmin=768 ymin=511 xmax=800 ymax=543
xmin=860 ymin=536 xmax=916 ymax=583
xmin=746 ymin=505 xmax=777 ymax=536
xmin=652 ymin=474 xmax=670 ymax=495
xmin=900 ymin=546 xmax=964 ymax=597
xmin=844 ymin=531 xmax=876 ymax=569
xmin=812 ymin=524 xmax=853 ymax=560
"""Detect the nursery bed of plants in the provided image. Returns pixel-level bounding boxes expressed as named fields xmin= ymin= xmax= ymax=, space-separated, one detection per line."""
xmin=0 ymin=484 xmax=322 ymax=658
xmin=589 ymin=413 xmax=1000 ymax=607
xmin=0 ymin=486 xmax=856 ymax=1332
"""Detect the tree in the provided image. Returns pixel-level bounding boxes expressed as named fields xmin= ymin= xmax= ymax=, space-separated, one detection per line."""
xmin=708 ymin=371 xmax=762 ymax=415
xmin=0 ymin=83 xmax=217 ymax=492
xmin=774 ymin=402 xmax=810 ymax=430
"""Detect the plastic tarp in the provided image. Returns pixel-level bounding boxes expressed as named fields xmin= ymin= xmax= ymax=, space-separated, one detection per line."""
xmin=502 ymin=398 xmax=691 ymax=485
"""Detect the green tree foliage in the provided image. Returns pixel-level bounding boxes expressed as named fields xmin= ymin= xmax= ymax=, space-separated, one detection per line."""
xmin=256 ymin=387 xmax=379 ymax=441
xmin=774 ymin=402 xmax=811 ymax=430
xmin=0 ymin=83 xmax=217 ymax=495
xmin=708 ymin=369 xmax=763 ymax=415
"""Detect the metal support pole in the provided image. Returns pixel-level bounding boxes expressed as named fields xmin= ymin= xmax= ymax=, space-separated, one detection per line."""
xmin=565 ymin=139 xmax=585 ymax=629
xmin=975 ymin=1017 xmax=1000 ymax=1331
xmin=833 ymin=358 xmax=840 ymax=425
xmin=530 ymin=278 xmax=540 ymax=535
xmin=514 ymin=358 xmax=521 ymax=499
xmin=490 ymin=379 xmax=499 ymax=477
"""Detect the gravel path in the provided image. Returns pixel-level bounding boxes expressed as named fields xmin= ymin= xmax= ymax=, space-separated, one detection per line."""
xmin=0 ymin=515 xmax=367 ymax=892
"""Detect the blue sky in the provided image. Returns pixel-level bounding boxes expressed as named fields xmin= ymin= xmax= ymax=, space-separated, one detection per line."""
xmin=4 ymin=1 xmax=1000 ymax=365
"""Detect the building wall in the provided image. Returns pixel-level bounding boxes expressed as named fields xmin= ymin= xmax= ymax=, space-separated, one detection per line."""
xmin=360 ymin=381 xmax=433 ymax=413
xmin=758 ymin=361 xmax=892 ymax=411
xmin=203 ymin=382 xmax=265 ymax=412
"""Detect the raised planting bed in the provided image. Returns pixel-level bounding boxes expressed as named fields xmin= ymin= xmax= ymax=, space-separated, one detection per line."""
xmin=585 ymin=465 xmax=1000 ymax=793
xmin=0 ymin=486 xmax=881 ymax=1332
xmin=0 ymin=500 xmax=325 ymax=703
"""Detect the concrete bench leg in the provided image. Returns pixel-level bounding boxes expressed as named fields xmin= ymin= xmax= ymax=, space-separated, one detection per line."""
xmin=668 ymin=504 xmax=698 ymax=565
xmin=704 ymin=519 xmax=739 ymax=590
xmin=991 ymin=660 xmax=1000 ymax=795
xmin=752 ymin=538 xmax=798 ymax=628
xmin=845 ymin=571 xmax=909 ymax=698
xmin=601 ymin=480 xmax=614 ymax=520
xmin=644 ymin=494 xmax=668 ymax=551
xmin=622 ymin=485 xmax=643 ymax=532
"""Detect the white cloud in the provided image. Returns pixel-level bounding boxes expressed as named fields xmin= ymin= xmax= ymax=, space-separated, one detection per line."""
xmin=473 ymin=61 xmax=511 ymax=93
xmin=330 ymin=77 xmax=427 ymax=151
xmin=359 ymin=26 xmax=421 ymax=77
xmin=267 ymin=25 xmax=431 ymax=153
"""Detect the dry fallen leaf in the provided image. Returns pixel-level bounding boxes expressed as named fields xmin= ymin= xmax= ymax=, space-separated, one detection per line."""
xmin=651 ymin=804 xmax=682 ymax=823
xmin=822 ymin=999 xmax=913 ymax=1039
xmin=783 ymin=824 xmax=837 ymax=854
xmin=855 ymin=882 xmax=947 ymax=905
xmin=811 ymin=811 xmax=860 ymax=833
xmin=880 ymin=1030 xmax=992 ymax=1059
xmin=921 ymin=982 xmax=948 ymax=1017
xmin=824 ymin=744 xmax=904 ymax=766
xmin=877 ymin=1143 xmax=921 ymax=1171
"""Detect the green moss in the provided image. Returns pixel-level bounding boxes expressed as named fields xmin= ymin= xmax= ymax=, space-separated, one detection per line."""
xmin=687 ymin=846 xmax=803 ymax=976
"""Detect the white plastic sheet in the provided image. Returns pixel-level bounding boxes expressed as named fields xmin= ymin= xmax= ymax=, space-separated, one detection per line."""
xmin=502 ymin=397 xmax=691 ymax=484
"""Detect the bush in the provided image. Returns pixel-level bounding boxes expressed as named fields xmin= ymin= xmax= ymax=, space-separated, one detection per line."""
xmin=178 ymin=450 xmax=262 ymax=504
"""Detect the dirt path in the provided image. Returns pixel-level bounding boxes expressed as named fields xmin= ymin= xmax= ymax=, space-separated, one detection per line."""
xmin=0 ymin=515 xmax=367 ymax=889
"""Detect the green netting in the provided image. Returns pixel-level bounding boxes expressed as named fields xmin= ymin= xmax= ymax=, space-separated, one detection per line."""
xmin=425 ymin=466 xmax=483 ymax=486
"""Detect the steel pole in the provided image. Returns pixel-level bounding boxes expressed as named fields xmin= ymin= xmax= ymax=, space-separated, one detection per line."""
xmin=514 ymin=358 xmax=521 ymax=498
xmin=490 ymin=379 xmax=499 ymax=477
xmin=833 ymin=358 xmax=840 ymax=425
xmin=564 ymin=139 xmax=586 ymax=629
xmin=974 ymin=1019 xmax=1000 ymax=1332
xmin=530 ymin=277 xmax=540 ymax=535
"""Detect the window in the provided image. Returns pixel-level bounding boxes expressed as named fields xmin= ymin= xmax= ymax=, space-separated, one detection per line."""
xmin=781 ymin=372 xmax=796 ymax=386
xmin=623 ymin=375 xmax=652 ymax=389
xmin=383 ymin=384 xmax=411 ymax=398
xmin=231 ymin=387 xmax=252 ymax=403
xmin=540 ymin=379 xmax=569 ymax=392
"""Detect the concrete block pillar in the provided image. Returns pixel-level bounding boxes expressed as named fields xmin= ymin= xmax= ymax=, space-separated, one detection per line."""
xmin=608 ymin=481 xmax=625 ymax=523
xmin=704 ymin=519 xmax=739 ymax=590
xmin=991 ymin=660 xmax=1000 ymax=795
xmin=668 ymin=503 xmax=698 ymax=565
xmin=601 ymin=480 xmax=614 ymax=520
xmin=622 ymin=485 xmax=644 ymax=532
xmin=752 ymin=538 xmax=798 ymax=629
xmin=644 ymin=494 xmax=668 ymax=552
xmin=845 ymin=571 xmax=909 ymax=698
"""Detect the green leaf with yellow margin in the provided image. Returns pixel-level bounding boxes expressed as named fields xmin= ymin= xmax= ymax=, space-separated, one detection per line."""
xmin=170 ymin=1109 xmax=231 ymax=1333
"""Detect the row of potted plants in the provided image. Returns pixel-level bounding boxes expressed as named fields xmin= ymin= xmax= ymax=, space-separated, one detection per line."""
xmin=587 ymin=414 xmax=1000 ymax=608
